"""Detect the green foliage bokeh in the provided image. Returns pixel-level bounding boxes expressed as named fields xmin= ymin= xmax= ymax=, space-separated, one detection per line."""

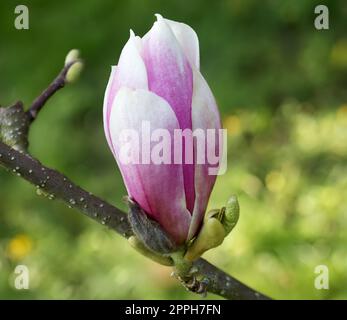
xmin=0 ymin=0 xmax=347 ymax=299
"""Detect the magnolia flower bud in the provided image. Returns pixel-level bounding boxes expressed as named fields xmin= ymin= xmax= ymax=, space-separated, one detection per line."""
xmin=103 ymin=14 xmax=222 ymax=247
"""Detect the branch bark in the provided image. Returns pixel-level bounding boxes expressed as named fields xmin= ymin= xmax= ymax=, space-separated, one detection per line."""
xmin=27 ymin=60 xmax=78 ymax=121
xmin=0 ymin=140 xmax=270 ymax=300
xmin=0 ymin=51 xmax=271 ymax=300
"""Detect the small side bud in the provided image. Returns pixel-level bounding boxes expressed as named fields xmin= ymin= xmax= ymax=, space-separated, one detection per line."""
xmin=184 ymin=218 xmax=225 ymax=262
xmin=66 ymin=61 xmax=83 ymax=83
xmin=221 ymin=195 xmax=240 ymax=235
xmin=65 ymin=49 xmax=80 ymax=65
xmin=184 ymin=195 xmax=240 ymax=262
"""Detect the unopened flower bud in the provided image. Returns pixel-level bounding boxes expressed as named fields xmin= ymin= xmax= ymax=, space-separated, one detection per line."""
xmin=65 ymin=49 xmax=80 ymax=65
xmin=66 ymin=61 xmax=83 ymax=83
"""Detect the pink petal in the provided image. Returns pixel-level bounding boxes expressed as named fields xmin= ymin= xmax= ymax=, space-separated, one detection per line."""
xmin=109 ymin=87 xmax=191 ymax=244
xmin=142 ymin=16 xmax=195 ymax=214
xmin=163 ymin=15 xmax=200 ymax=69
xmin=188 ymin=67 xmax=222 ymax=240
xmin=103 ymin=31 xmax=148 ymax=151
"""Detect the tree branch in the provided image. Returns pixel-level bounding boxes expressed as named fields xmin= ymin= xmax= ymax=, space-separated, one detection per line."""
xmin=27 ymin=50 xmax=82 ymax=121
xmin=27 ymin=62 xmax=72 ymax=120
xmin=0 ymin=51 xmax=271 ymax=300
xmin=0 ymin=140 xmax=131 ymax=237
xmin=0 ymin=140 xmax=270 ymax=300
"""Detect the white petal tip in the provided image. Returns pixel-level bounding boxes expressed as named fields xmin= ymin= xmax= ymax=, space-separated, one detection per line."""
xmin=129 ymin=29 xmax=135 ymax=38
xmin=155 ymin=13 xmax=164 ymax=21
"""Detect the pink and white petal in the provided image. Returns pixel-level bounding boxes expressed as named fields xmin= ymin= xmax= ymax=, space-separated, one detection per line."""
xmin=109 ymin=87 xmax=191 ymax=244
xmin=188 ymin=67 xmax=222 ymax=240
xmin=103 ymin=31 xmax=148 ymax=150
xmin=162 ymin=15 xmax=200 ymax=69
xmin=103 ymin=66 xmax=117 ymax=152
xmin=142 ymin=15 xmax=195 ymax=213
xmin=142 ymin=16 xmax=193 ymax=131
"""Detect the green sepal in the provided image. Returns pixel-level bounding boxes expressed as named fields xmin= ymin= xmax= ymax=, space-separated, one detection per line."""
xmin=125 ymin=196 xmax=178 ymax=254
xmin=128 ymin=236 xmax=173 ymax=266
xmin=184 ymin=218 xmax=226 ymax=262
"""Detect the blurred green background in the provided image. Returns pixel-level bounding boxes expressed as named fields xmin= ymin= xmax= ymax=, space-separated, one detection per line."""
xmin=1 ymin=0 xmax=347 ymax=299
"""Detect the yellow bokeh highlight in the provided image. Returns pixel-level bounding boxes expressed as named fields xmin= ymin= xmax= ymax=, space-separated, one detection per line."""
xmin=266 ymin=171 xmax=286 ymax=193
xmin=331 ymin=39 xmax=347 ymax=69
xmin=319 ymin=187 xmax=341 ymax=212
xmin=6 ymin=234 xmax=33 ymax=261
xmin=224 ymin=115 xmax=242 ymax=136
xmin=241 ymin=174 xmax=263 ymax=197
xmin=337 ymin=104 xmax=347 ymax=125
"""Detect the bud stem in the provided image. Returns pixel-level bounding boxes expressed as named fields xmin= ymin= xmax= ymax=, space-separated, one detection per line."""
xmin=171 ymin=250 xmax=193 ymax=279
